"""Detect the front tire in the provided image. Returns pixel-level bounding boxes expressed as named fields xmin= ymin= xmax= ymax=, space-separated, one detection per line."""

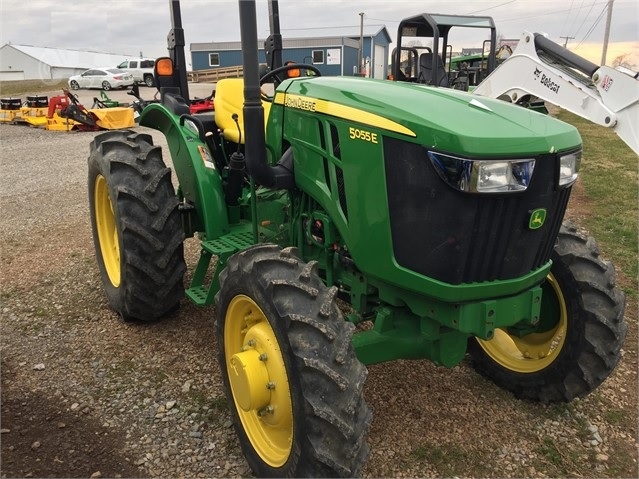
xmin=144 ymin=75 xmax=155 ymax=87
xmin=468 ymin=222 xmax=627 ymax=402
xmin=88 ymin=130 xmax=186 ymax=321
xmin=215 ymin=245 xmax=371 ymax=477
xmin=69 ymin=80 xmax=80 ymax=90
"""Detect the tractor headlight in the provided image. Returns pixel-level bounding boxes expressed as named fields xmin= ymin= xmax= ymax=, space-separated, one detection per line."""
xmin=558 ymin=150 xmax=581 ymax=186
xmin=428 ymin=151 xmax=535 ymax=193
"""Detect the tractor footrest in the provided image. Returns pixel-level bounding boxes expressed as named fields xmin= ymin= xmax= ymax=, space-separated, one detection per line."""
xmin=201 ymin=229 xmax=256 ymax=255
xmin=185 ymin=285 xmax=210 ymax=306
xmin=200 ymin=239 xmax=237 ymax=256
xmin=185 ymin=228 xmax=257 ymax=307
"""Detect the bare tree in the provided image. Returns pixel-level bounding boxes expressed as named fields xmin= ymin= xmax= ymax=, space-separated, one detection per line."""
xmin=611 ymin=53 xmax=636 ymax=69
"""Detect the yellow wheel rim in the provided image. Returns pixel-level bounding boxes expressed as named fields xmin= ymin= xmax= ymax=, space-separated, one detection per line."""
xmin=224 ymin=295 xmax=293 ymax=467
xmin=94 ymin=175 xmax=121 ymax=287
xmin=477 ymin=274 xmax=567 ymax=373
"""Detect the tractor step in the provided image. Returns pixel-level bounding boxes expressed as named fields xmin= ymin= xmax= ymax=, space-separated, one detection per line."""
xmin=185 ymin=227 xmax=258 ymax=307
xmin=202 ymin=229 xmax=256 ymax=254
xmin=185 ymin=285 xmax=209 ymax=305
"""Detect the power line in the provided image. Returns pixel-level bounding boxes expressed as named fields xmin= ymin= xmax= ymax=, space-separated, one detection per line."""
xmin=466 ymin=0 xmax=518 ymax=15
xmin=289 ymin=2 xmax=612 ymax=29
xmin=561 ymin=0 xmax=577 ymax=38
xmin=367 ymin=17 xmax=401 ymax=23
xmin=601 ymin=0 xmax=615 ymax=64
xmin=572 ymin=0 xmax=598 ymax=38
xmin=566 ymin=0 xmax=591 ymax=39
xmin=576 ymin=3 xmax=608 ymax=47
xmin=498 ymin=1 xmax=608 ymax=23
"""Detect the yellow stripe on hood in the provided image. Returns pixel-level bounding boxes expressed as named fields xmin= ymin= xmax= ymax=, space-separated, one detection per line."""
xmin=274 ymin=92 xmax=415 ymax=137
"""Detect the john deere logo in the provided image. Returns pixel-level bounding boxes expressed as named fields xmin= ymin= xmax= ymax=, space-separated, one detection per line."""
xmin=529 ymin=208 xmax=547 ymax=230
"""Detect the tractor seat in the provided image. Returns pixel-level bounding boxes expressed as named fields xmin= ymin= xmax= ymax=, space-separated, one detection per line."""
xmin=214 ymin=78 xmax=271 ymax=144
xmin=418 ymin=53 xmax=449 ymax=87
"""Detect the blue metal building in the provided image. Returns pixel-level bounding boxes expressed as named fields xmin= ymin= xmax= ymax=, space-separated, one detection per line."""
xmin=190 ymin=26 xmax=391 ymax=79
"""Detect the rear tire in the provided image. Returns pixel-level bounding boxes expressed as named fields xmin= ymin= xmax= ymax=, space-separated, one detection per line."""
xmin=88 ymin=130 xmax=185 ymax=321
xmin=101 ymin=81 xmax=111 ymax=91
xmin=215 ymin=245 xmax=371 ymax=477
xmin=468 ymin=222 xmax=627 ymax=402
xmin=144 ymin=75 xmax=155 ymax=87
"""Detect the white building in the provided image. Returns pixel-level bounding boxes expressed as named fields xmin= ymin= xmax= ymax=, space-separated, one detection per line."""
xmin=0 ymin=44 xmax=135 ymax=81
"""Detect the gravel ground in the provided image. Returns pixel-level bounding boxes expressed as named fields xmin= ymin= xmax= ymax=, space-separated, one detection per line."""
xmin=0 ymin=84 xmax=637 ymax=478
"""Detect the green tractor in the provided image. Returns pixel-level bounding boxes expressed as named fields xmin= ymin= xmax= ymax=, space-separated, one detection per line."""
xmin=87 ymin=1 xmax=627 ymax=477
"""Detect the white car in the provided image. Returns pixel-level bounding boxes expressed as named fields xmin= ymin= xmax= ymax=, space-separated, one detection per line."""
xmin=68 ymin=68 xmax=134 ymax=91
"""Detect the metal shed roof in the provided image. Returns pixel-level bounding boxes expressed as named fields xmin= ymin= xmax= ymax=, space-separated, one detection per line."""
xmin=4 ymin=44 xmax=136 ymax=69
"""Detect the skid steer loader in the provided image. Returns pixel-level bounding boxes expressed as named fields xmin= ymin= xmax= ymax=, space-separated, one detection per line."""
xmin=87 ymin=1 xmax=627 ymax=476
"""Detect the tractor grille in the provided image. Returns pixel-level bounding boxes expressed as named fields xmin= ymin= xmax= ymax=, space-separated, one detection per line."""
xmin=383 ymin=137 xmax=571 ymax=285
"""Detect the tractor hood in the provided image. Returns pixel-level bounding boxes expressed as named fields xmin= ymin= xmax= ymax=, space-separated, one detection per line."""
xmin=277 ymin=76 xmax=581 ymax=156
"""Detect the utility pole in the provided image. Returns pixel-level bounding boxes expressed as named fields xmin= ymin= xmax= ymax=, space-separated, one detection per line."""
xmin=601 ymin=0 xmax=615 ymax=65
xmin=358 ymin=12 xmax=364 ymax=75
xmin=559 ymin=36 xmax=574 ymax=48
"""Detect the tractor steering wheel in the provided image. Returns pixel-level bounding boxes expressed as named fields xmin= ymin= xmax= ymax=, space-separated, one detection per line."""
xmin=260 ymin=63 xmax=321 ymax=102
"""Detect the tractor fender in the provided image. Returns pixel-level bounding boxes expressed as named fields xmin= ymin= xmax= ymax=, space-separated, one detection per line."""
xmin=140 ymin=103 xmax=229 ymax=239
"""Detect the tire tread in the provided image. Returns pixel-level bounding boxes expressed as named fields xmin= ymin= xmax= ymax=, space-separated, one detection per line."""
xmin=88 ymin=130 xmax=185 ymax=321
xmin=216 ymin=245 xmax=370 ymax=477
xmin=469 ymin=221 xmax=627 ymax=402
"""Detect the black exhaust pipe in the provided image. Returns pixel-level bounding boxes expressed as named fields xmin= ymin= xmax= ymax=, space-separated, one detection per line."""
xmin=239 ymin=0 xmax=294 ymax=189
xmin=167 ymin=0 xmax=190 ymax=101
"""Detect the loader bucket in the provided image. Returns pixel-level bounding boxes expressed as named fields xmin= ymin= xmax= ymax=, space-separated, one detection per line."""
xmin=89 ymin=107 xmax=135 ymax=129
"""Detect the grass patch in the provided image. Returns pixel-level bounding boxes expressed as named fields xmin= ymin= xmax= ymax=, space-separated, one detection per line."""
xmin=208 ymin=395 xmax=229 ymax=410
xmin=147 ymin=369 xmax=169 ymax=386
xmin=0 ymin=79 xmax=69 ymax=96
xmin=33 ymin=306 xmax=50 ymax=318
xmin=532 ymin=436 xmax=594 ymax=477
xmin=411 ymin=444 xmax=461 ymax=474
xmin=410 ymin=443 xmax=490 ymax=477
xmin=556 ymin=109 xmax=638 ymax=301
xmin=202 ymin=396 xmax=229 ymax=425
xmin=603 ymin=408 xmax=627 ymax=425
xmin=184 ymin=391 xmax=229 ymax=425
xmin=186 ymin=390 xmax=228 ymax=410
xmin=110 ymin=359 xmax=136 ymax=378
xmin=0 ymin=290 xmax=14 ymax=301
xmin=203 ymin=396 xmax=230 ymax=424
xmin=605 ymin=437 xmax=639 ymax=477
xmin=535 ymin=437 xmax=562 ymax=466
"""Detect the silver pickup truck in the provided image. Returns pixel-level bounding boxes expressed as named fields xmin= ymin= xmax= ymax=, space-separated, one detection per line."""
xmin=116 ymin=58 xmax=155 ymax=87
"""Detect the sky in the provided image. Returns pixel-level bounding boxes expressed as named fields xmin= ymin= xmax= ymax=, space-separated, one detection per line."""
xmin=1 ymin=0 xmax=638 ymax=68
